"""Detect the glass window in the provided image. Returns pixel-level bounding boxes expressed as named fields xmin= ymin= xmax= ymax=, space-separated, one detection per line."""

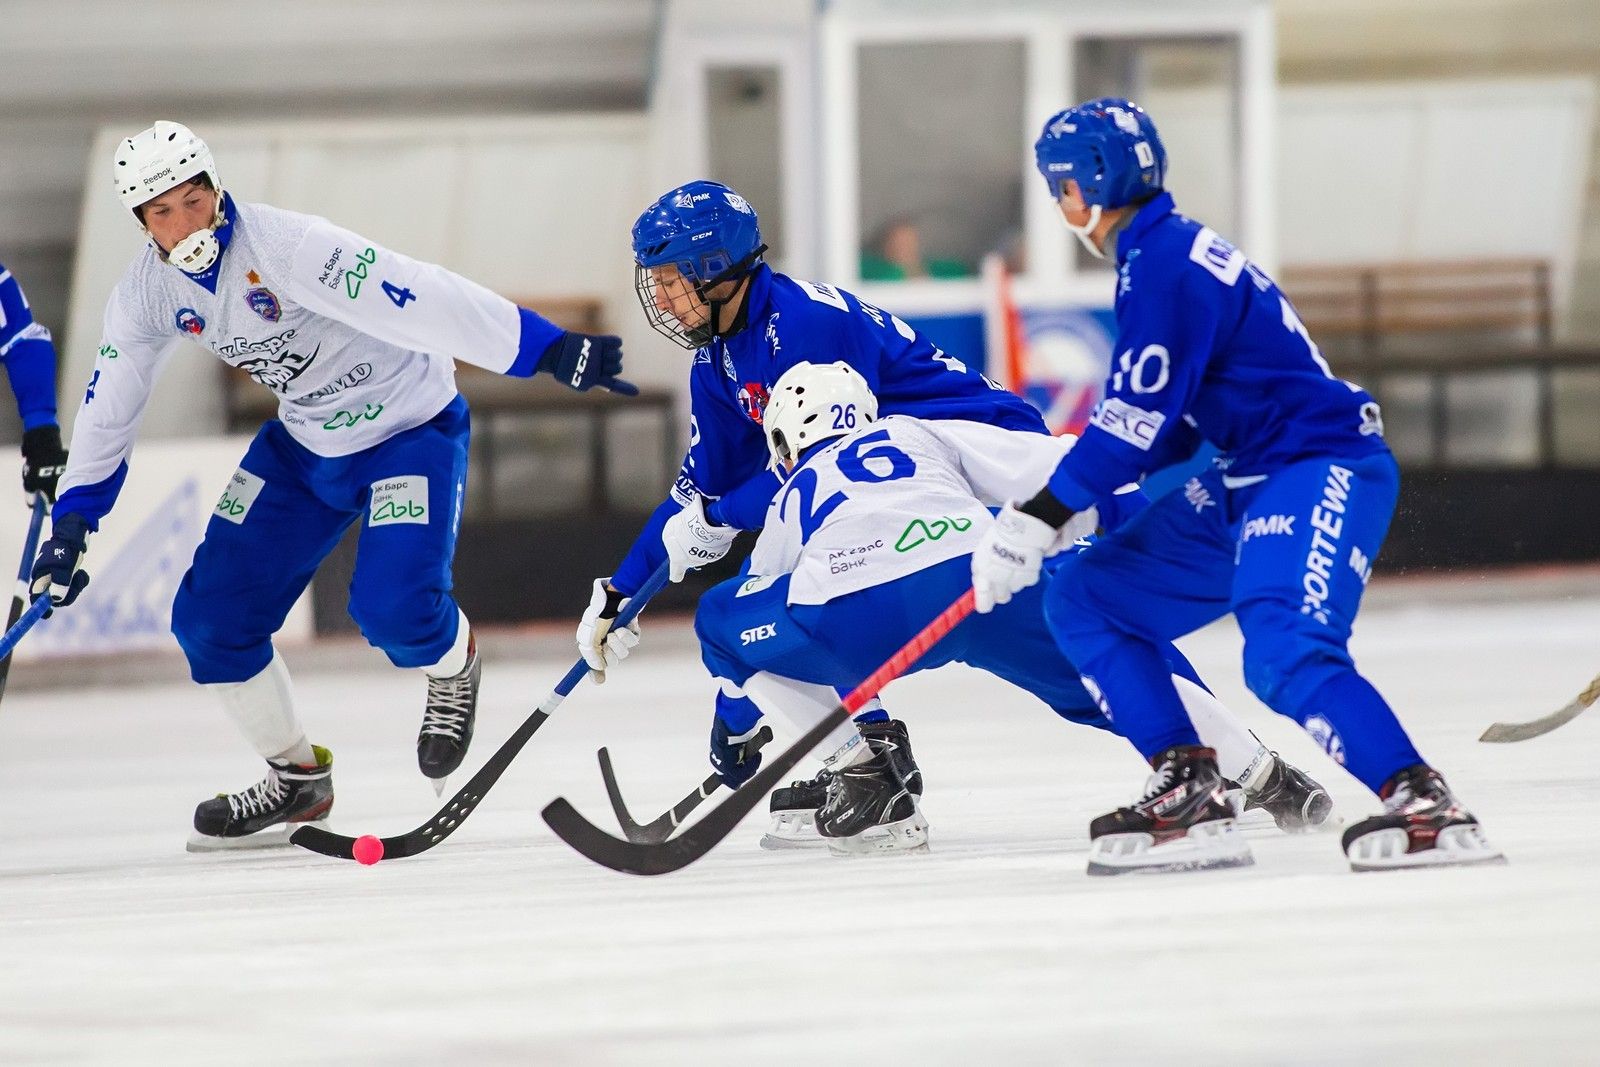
xmin=1070 ymin=36 xmax=1241 ymax=271
xmin=706 ymin=66 xmax=786 ymax=266
xmin=857 ymin=39 xmax=1026 ymax=283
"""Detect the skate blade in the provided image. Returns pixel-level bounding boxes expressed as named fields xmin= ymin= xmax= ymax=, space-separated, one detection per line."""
xmin=1347 ymin=824 xmax=1506 ymax=872
xmin=824 ymin=810 xmax=930 ymax=857
xmin=1086 ymin=818 xmax=1254 ymax=876
xmin=430 ymin=775 xmax=449 ymax=798
xmin=185 ymin=817 xmax=327 ymax=854
xmin=759 ymin=810 xmax=827 ymax=851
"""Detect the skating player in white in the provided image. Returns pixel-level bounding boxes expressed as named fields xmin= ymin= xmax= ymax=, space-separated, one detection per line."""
xmin=31 ymin=122 xmax=634 ymax=849
xmin=693 ymin=362 xmax=1332 ymax=860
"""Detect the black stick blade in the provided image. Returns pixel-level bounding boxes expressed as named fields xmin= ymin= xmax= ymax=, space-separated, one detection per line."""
xmin=597 ymin=726 xmax=774 ymax=845
xmin=542 ymin=710 xmax=846 ymax=875
xmin=596 ymin=746 xmax=656 ymax=843
xmin=290 ymin=710 xmax=548 ymax=862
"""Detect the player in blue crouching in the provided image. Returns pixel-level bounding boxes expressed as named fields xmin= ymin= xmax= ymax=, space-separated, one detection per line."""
xmin=971 ymin=99 xmax=1503 ymax=873
xmin=0 ymin=262 xmax=68 ymax=503
xmin=575 ymin=180 xmax=1052 ymax=835
xmin=692 ymin=361 xmax=1331 ymax=858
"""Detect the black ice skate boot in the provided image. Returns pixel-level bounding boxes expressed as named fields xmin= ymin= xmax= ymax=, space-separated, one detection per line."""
xmin=1230 ymin=754 xmax=1336 ymax=833
xmin=761 ymin=767 xmax=834 ymax=850
xmin=188 ymin=745 xmax=334 ymax=852
xmin=418 ymin=633 xmax=480 ymax=786
xmin=815 ymin=736 xmax=929 ymax=856
xmin=1342 ymin=765 xmax=1504 ymax=872
xmin=759 ymin=718 xmax=925 ymax=850
xmin=1087 ymin=746 xmax=1254 ymax=876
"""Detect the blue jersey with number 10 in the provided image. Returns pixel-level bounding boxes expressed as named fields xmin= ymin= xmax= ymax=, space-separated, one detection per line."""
xmin=1044 ymin=192 xmax=1389 ymax=512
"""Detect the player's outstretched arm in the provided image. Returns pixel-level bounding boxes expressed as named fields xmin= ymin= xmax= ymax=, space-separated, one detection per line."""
xmin=285 ymin=219 xmax=634 ymax=393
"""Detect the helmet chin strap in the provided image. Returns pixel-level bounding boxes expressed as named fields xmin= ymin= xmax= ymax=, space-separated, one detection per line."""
xmin=1064 ymin=203 xmax=1107 ymax=260
xmin=153 ymin=191 xmax=226 ymax=274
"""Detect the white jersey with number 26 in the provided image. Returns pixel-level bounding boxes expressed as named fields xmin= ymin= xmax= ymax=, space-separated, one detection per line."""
xmin=749 ymin=414 xmax=1098 ymax=606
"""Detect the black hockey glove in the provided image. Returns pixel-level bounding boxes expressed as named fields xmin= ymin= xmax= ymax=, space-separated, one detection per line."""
xmin=21 ymin=424 xmax=68 ymax=503
xmin=31 ymin=513 xmax=91 ymax=610
xmin=709 ymin=713 xmax=764 ymax=789
xmin=539 ymin=331 xmax=638 ymax=395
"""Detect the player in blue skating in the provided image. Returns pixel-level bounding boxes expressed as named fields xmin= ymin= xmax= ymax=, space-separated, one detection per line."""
xmin=575 ymin=180 xmax=1050 ymax=829
xmin=693 ymin=361 xmax=1330 ymax=859
xmin=30 ymin=122 xmax=632 ymax=849
xmin=0 ymin=263 xmax=69 ymax=503
xmin=971 ymin=99 xmax=1503 ymax=873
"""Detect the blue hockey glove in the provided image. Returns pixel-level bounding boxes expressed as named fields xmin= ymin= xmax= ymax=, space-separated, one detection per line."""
xmin=20 ymin=425 xmax=68 ymax=504
xmin=538 ymin=331 xmax=638 ymax=395
xmin=30 ymin=513 xmax=91 ymax=609
xmin=710 ymin=714 xmax=764 ymax=790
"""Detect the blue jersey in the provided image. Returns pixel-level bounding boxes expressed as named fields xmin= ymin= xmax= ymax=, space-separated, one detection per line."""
xmin=0 ymin=262 xmax=59 ymax=430
xmin=1045 ymin=193 xmax=1388 ymax=512
xmin=612 ymin=264 xmax=1047 ymax=594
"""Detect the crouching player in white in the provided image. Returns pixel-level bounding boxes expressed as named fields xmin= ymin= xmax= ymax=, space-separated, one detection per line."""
xmin=31 ymin=122 xmax=633 ymax=850
xmin=693 ymin=362 xmax=1331 ymax=864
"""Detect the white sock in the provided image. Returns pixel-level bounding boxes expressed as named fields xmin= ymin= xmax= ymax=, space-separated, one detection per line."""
xmin=422 ymin=607 xmax=472 ymax=678
xmin=733 ymin=672 xmax=863 ymax=761
xmin=209 ymin=650 xmax=314 ymax=764
xmin=1172 ymin=674 xmax=1274 ymax=789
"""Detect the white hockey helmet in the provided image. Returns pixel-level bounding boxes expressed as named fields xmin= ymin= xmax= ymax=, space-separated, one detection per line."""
xmin=764 ymin=361 xmax=878 ymax=470
xmin=113 ymin=121 xmax=226 ymax=272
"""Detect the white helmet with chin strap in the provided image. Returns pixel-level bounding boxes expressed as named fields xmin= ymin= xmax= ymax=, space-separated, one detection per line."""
xmin=764 ymin=361 xmax=878 ymax=470
xmin=113 ymin=121 xmax=225 ymax=273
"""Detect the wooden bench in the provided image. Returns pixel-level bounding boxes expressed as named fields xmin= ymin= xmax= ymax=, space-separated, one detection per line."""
xmin=1282 ymin=259 xmax=1553 ymax=363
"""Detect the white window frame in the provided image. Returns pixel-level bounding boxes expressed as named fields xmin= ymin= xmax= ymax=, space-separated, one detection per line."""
xmin=820 ymin=1 xmax=1275 ymax=315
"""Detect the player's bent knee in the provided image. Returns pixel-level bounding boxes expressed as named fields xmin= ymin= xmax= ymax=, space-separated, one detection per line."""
xmin=1238 ymin=601 xmax=1353 ymax=718
xmin=1041 ymin=564 xmax=1114 ymax=655
xmin=347 ymin=582 xmax=445 ymax=654
xmin=694 ymin=588 xmax=754 ymax=685
xmin=171 ymin=582 xmax=269 ymax=684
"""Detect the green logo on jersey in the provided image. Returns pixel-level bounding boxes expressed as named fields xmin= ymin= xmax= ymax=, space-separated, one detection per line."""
xmin=344 ymin=247 xmax=377 ymax=299
xmin=322 ymin=403 xmax=384 ymax=430
xmin=894 ymin=515 xmax=973 ymax=553
xmin=372 ymin=499 xmax=426 ymax=523
xmin=98 ymin=343 xmax=119 ymax=360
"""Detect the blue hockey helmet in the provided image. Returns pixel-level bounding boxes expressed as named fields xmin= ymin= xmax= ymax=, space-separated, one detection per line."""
xmin=1033 ymin=98 xmax=1167 ymax=210
xmin=633 ymin=180 xmax=767 ymax=348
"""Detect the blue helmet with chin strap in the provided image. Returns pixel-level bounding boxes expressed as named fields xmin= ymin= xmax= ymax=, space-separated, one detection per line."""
xmin=633 ymin=180 xmax=767 ymax=348
xmin=1034 ymin=97 xmax=1167 ymax=210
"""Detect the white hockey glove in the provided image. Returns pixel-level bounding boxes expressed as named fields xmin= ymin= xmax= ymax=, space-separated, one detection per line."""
xmin=576 ymin=578 xmax=642 ymax=683
xmin=662 ymin=495 xmax=738 ymax=583
xmin=971 ymin=503 xmax=1061 ymax=614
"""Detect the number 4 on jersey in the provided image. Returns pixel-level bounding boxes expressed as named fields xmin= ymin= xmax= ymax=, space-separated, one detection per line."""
xmin=381 ymin=280 xmax=417 ymax=308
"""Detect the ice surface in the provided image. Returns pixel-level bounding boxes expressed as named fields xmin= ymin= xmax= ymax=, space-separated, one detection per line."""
xmin=1 ymin=588 xmax=1597 ymax=1064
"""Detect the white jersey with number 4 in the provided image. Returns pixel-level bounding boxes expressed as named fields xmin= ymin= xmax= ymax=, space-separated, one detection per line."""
xmin=749 ymin=415 xmax=1098 ymax=606
xmin=58 ymin=198 xmax=547 ymax=508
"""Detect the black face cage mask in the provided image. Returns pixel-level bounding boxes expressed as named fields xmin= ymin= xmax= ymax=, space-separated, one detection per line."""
xmin=634 ymin=245 xmax=768 ymax=350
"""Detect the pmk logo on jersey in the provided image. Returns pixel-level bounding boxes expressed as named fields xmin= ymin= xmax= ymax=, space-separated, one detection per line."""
xmin=738 ymin=382 xmax=770 ymax=425
xmin=245 ymin=286 xmax=282 ymax=323
xmin=174 ymin=307 xmax=205 ymax=336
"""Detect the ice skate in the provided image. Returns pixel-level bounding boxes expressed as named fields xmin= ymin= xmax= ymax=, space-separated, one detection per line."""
xmin=187 ymin=745 xmax=334 ymax=852
xmin=760 ymin=719 xmax=923 ymax=850
xmin=761 ymin=767 xmax=833 ymax=850
xmin=1087 ymin=746 xmax=1253 ymax=876
xmin=1228 ymin=753 xmax=1336 ymax=833
xmin=1343 ymin=765 xmax=1504 ymax=872
xmin=418 ymin=632 xmax=480 ymax=789
xmin=815 ymin=730 xmax=929 ymax=856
